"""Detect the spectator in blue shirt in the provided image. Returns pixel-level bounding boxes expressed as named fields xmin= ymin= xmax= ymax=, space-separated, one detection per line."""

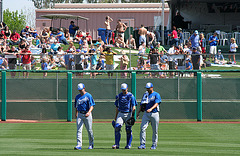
xmin=209 ymin=32 xmax=219 ymax=62
xmin=56 ymin=28 xmax=68 ymax=45
xmin=185 ymin=58 xmax=193 ymax=77
xmin=189 ymin=30 xmax=201 ymax=52
xmin=215 ymin=49 xmax=227 ymax=64
xmin=69 ymin=21 xmax=78 ymax=37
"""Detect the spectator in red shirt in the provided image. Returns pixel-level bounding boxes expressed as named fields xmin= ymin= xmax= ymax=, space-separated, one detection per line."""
xmin=20 ymin=46 xmax=32 ymax=78
xmin=10 ymin=30 xmax=20 ymax=45
xmin=86 ymin=32 xmax=92 ymax=44
xmin=170 ymin=26 xmax=178 ymax=46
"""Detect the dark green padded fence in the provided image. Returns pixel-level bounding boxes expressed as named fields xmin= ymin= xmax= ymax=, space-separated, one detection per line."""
xmin=1 ymin=70 xmax=240 ymax=121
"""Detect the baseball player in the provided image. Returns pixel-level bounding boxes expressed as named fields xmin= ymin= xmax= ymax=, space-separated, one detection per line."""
xmin=137 ymin=82 xmax=161 ymax=150
xmin=112 ymin=83 xmax=137 ymax=149
xmin=74 ymin=83 xmax=95 ymax=150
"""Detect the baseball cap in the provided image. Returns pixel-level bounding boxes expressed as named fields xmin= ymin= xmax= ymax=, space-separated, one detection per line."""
xmin=192 ymin=47 xmax=197 ymax=50
xmin=26 ymin=26 xmax=29 ymax=29
xmin=186 ymin=58 xmax=190 ymax=61
xmin=194 ymin=30 xmax=198 ymax=34
xmin=77 ymin=83 xmax=85 ymax=90
xmin=121 ymin=83 xmax=128 ymax=90
xmin=218 ymin=49 xmax=221 ymax=52
xmin=145 ymin=82 xmax=153 ymax=89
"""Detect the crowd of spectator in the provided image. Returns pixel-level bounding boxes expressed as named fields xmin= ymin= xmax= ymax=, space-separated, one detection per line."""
xmin=0 ymin=17 xmax=238 ymax=79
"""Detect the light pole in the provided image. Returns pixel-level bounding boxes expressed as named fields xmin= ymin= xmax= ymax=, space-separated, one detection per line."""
xmin=161 ymin=0 xmax=165 ymax=45
xmin=0 ymin=0 xmax=3 ymax=22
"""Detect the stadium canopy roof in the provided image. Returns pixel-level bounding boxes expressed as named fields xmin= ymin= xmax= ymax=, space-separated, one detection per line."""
xmin=40 ymin=14 xmax=89 ymax=29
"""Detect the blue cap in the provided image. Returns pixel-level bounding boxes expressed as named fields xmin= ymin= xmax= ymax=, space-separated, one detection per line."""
xmin=145 ymin=82 xmax=153 ymax=89
xmin=194 ymin=30 xmax=198 ymax=34
xmin=121 ymin=83 xmax=128 ymax=90
xmin=77 ymin=83 xmax=85 ymax=90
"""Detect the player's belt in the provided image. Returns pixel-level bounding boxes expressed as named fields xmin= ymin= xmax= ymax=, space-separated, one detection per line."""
xmin=120 ymin=111 xmax=129 ymax=113
xmin=79 ymin=111 xmax=87 ymax=114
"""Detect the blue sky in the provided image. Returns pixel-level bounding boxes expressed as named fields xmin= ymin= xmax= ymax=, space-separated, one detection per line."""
xmin=3 ymin=0 xmax=34 ymax=12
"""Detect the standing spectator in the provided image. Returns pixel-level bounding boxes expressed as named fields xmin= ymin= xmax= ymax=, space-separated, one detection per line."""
xmin=56 ymin=28 xmax=68 ymax=45
xmin=74 ymin=83 xmax=95 ymax=150
xmin=229 ymin=38 xmax=238 ymax=64
xmin=89 ymin=49 xmax=97 ymax=79
xmin=69 ymin=21 xmax=78 ymax=37
xmin=105 ymin=16 xmax=113 ymax=45
xmin=138 ymin=41 xmax=146 ymax=55
xmin=74 ymin=51 xmax=84 ymax=78
xmin=119 ymin=51 xmax=129 ymax=78
xmin=170 ymin=26 xmax=178 ymax=46
xmin=116 ymin=19 xmax=127 ymax=41
xmin=137 ymin=82 xmax=162 ymax=150
xmin=20 ymin=46 xmax=32 ymax=78
xmin=41 ymin=58 xmax=48 ymax=78
xmin=31 ymin=56 xmax=37 ymax=70
xmin=177 ymin=28 xmax=183 ymax=47
xmin=148 ymin=48 xmax=161 ymax=78
xmin=138 ymin=24 xmax=147 ymax=45
xmin=112 ymin=83 xmax=137 ymax=149
xmin=191 ymin=47 xmax=200 ymax=76
xmin=9 ymin=30 xmax=20 ymax=45
xmin=5 ymin=46 xmax=18 ymax=78
xmin=189 ymin=30 xmax=201 ymax=52
xmin=199 ymin=33 xmax=206 ymax=60
xmin=102 ymin=47 xmax=117 ymax=78
xmin=126 ymin=35 xmax=136 ymax=49
xmin=208 ymin=32 xmax=219 ymax=62
xmin=86 ymin=32 xmax=92 ymax=45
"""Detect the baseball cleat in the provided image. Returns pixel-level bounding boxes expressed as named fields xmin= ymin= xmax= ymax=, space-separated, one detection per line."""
xmin=112 ymin=145 xmax=119 ymax=149
xmin=88 ymin=145 xmax=94 ymax=149
xmin=138 ymin=144 xmax=146 ymax=149
xmin=74 ymin=146 xmax=82 ymax=150
xmin=150 ymin=145 xmax=156 ymax=150
xmin=125 ymin=145 xmax=131 ymax=149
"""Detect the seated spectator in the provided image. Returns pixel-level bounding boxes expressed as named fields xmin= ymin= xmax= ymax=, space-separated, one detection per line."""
xmin=18 ymin=40 xmax=28 ymax=51
xmin=55 ymin=46 xmax=65 ymax=67
xmin=0 ymin=30 xmax=7 ymax=44
xmin=64 ymin=48 xmax=75 ymax=70
xmin=9 ymin=30 xmax=20 ymax=45
xmin=41 ymin=58 xmax=48 ymax=78
xmin=29 ymin=27 xmax=38 ymax=38
xmin=95 ymin=42 xmax=103 ymax=54
xmin=67 ymin=41 xmax=76 ymax=53
xmin=97 ymin=36 xmax=105 ymax=47
xmin=25 ymin=33 xmax=34 ymax=47
xmin=137 ymin=56 xmax=145 ymax=70
xmin=96 ymin=56 xmax=104 ymax=71
xmin=48 ymin=34 xmax=56 ymax=45
xmin=81 ymin=38 xmax=89 ymax=54
xmin=38 ymin=38 xmax=49 ymax=49
xmin=50 ymin=40 xmax=60 ymax=54
xmin=126 ymin=35 xmax=136 ymax=49
xmin=40 ymin=47 xmax=48 ymax=62
xmin=115 ymin=34 xmax=125 ymax=48
xmin=86 ymin=32 xmax=92 ymax=44
xmin=0 ymin=56 xmax=8 ymax=69
xmin=74 ymin=30 xmax=83 ymax=42
xmin=20 ymin=26 xmax=30 ymax=38
xmin=40 ymin=28 xmax=49 ymax=41
xmin=119 ymin=51 xmax=129 ymax=78
xmin=56 ymin=28 xmax=68 ymax=45
xmin=215 ymin=49 xmax=227 ymax=64
xmin=65 ymin=28 xmax=72 ymax=42
xmin=138 ymin=41 xmax=146 ymax=55
xmin=31 ymin=56 xmax=37 ymax=70
xmin=35 ymin=36 xmax=41 ymax=46
xmin=48 ymin=55 xmax=57 ymax=69
xmin=4 ymin=26 xmax=11 ymax=40
xmin=156 ymin=42 xmax=167 ymax=54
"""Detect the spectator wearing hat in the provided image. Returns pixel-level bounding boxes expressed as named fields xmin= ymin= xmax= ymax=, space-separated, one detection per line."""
xmin=209 ymin=32 xmax=219 ymax=62
xmin=185 ymin=58 xmax=193 ymax=77
xmin=56 ymin=28 xmax=68 ymax=45
xmin=20 ymin=26 xmax=30 ymax=38
xmin=215 ymin=49 xmax=227 ymax=64
xmin=189 ymin=30 xmax=201 ymax=52
xmin=95 ymin=42 xmax=103 ymax=54
xmin=191 ymin=47 xmax=200 ymax=76
xmin=69 ymin=21 xmax=78 ymax=37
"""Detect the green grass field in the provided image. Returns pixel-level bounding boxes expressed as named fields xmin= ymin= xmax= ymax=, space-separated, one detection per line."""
xmin=0 ymin=122 xmax=240 ymax=156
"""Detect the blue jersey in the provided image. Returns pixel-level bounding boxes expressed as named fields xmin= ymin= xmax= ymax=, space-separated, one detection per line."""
xmin=189 ymin=34 xmax=199 ymax=48
xmin=75 ymin=92 xmax=95 ymax=112
xmin=141 ymin=91 xmax=161 ymax=113
xmin=41 ymin=62 xmax=48 ymax=70
xmin=115 ymin=92 xmax=137 ymax=113
xmin=186 ymin=62 xmax=193 ymax=70
xmin=209 ymin=35 xmax=218 ymax=46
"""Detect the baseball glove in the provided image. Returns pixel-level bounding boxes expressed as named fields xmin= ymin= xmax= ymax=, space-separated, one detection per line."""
xmin=126 ymin=117 xmax=135 ymax=126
